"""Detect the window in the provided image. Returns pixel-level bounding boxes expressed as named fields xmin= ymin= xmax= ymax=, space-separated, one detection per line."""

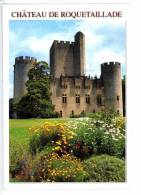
xmin=72 ymin=110 xmax=74 ymax=116
xmin=117 ymin=96 xmax=119 ymax=101
xmin=75 ymin=85 xmax=80 ymax=89
xmin=60 ymin=110 xmax=62 ymax=117
xmin=85 ymin=85 xmax=90 ymax=89
xmin=76 ymin=94 xmax=80 ymax=103
xmin=97 ymin=95 xmax=102 ymax=106
xmin=62 ymin=94 xmax=67 ymax=103
xmin=86 ymin=94 xmax=90 ymax=104
xmin=61 ymin=84 xmax=67 ymax=89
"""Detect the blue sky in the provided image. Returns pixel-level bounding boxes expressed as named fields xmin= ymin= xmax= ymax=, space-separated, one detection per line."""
xmin=9 ymin=20 xmax=126 ymax=98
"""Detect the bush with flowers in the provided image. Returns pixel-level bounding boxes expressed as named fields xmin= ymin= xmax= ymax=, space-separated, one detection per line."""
xmin=32 ymin=152 xmax=89 ymax=182
xmin=29 ymin=122 xmax=75 ymax=156
xmin=66 ymin=112 xmax=125 ymax=159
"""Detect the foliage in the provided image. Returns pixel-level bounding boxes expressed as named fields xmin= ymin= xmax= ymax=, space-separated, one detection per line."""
xmin=70 ymin=111 xmax=86 ymax=118
xmin=9 ymin=98 xmax=17 ymax=119
xmin=9 ymin=138 xmax=27 ymax=167
xmin=84 ymin=155 xmax=125 ymax=182
xmin=33 ymin=152 xmax=89 ymax=182
xmin=29 ymin=122 xmax=75 ymax=156
xmin=9 ymin=138 xmax=29 ymax=179
xmin=67 ymin=113 xmax=125 ymax=158
xmin=16 ymin=61 xmax=56 ymax=118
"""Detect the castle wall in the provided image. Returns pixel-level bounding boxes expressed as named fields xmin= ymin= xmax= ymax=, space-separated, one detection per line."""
xmin=14 ymin=56 xmax=37 ymax=99
xmin=50 ymin=76 xmax=104 ymax=117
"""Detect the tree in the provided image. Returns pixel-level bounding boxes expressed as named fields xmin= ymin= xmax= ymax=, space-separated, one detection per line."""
xmin=17 ymin=61 xmax=56 ymax=118
xmin=9 ymin=98 xmax=17 ymax=118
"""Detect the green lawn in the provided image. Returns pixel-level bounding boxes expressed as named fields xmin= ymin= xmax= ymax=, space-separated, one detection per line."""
xmin=9 ymin=118 xmax=67 ymax=144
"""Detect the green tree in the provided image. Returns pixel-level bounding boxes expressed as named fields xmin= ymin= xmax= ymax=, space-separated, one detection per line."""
xmin=9 ymin=98 xmax=17 ymax=119
xmin=17 ymin=61 xmax=56 ymax=118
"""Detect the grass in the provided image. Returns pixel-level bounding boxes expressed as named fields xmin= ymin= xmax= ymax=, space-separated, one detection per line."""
xmin=9 ymin=118 xmax=67 ymax=144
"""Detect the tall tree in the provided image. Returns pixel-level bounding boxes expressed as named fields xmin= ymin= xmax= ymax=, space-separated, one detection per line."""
xmin=17 ymin=61 xmax=56 ymax=118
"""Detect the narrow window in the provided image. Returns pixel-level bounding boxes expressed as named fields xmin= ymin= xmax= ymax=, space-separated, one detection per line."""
xmin=72 ymin=110 xmax=74 ymax=116
xmin=117 ymin=96 xmax=119 ymax=101
xmin=86 ymin=94 xmax=90 ymax=104
xmin=62 ymin=94 xmax=67 ymax=103
xmin=76 ymin=94 xmax=80 ymax=103
xmin=97 ymin=95 xmax=102 ymax=106
xmin=60 ymin=110 xmax=62 ymax=117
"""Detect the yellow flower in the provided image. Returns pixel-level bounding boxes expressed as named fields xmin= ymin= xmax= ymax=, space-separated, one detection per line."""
xmin=54 ymin=146 xmax=61 ymax=150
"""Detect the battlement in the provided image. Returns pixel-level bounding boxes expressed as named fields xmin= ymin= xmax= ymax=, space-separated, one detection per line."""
xmin=101 ymin=62 xmax=120 ymax=67
xmin=15 ymin=56 xmax=37 ymax=64
xmin=52 ymin=40 xmax=75 ymax=47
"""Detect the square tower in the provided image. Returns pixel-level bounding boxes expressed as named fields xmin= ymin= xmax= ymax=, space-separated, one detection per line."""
xmin=50 ymin=32 xmax=85 ymax=78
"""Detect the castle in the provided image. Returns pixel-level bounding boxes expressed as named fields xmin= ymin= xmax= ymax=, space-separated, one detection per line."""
xmin=14 ymin=31 xmax=123 ymax=117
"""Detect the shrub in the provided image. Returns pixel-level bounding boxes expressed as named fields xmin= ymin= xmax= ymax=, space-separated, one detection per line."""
xmin=9 ymin=139 xmax=32 ymax=180
xmin=69 ymin=139 xmax=94 ymax=159
xmin=67 ymin=114 xmax=126 ymax=158
xmin=84 ymin=155 xmax=125 ymax=182
xmin=33 ymin=152 xmax=89 ymax=182
xmin=29 ymin=122 xmax=75 ymax=156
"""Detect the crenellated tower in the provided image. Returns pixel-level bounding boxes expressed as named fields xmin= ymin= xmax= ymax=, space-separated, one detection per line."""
xmin=101 ymin=62 xmax=123 ymax=115
xmin=50 ymin=40 xmax=75 ymax=77
xmin=50 ymin=31 xmax=85 ymax=78
xmin=14 ymin=56 xmax=37 ymax=98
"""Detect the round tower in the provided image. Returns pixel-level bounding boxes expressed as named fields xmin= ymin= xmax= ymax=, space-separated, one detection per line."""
xmin=74 ymin=31 xmax=85 ymax=76
xmin=101 ymin=62 xmax=123 ymax=115
xmin=14 ymin=56 xmax=37 ymax=99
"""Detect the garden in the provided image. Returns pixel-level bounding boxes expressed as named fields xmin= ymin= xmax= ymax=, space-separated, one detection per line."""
xmin=9 ymin=112 xmax=126 ymax=182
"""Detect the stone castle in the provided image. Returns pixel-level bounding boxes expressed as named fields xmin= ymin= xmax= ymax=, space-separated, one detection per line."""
xmin=14 ymin=31 xmax=123 ymax=117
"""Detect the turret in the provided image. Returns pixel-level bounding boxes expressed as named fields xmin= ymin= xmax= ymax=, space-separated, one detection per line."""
xmin=14 ymin=56 xmax=37 ymax=98
xmin=101 ymin=62 xmax=123 ymax=115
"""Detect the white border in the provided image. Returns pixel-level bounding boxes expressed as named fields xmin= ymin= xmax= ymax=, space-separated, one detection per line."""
xmin=0 ymin=0 xmax=4 ymax=191
xmin=1 ymin=1 xmax=141 ymax=195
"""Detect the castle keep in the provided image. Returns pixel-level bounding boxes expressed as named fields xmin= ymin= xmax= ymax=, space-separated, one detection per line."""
xmin=14 ymin=31 xmax=123 ymax=117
